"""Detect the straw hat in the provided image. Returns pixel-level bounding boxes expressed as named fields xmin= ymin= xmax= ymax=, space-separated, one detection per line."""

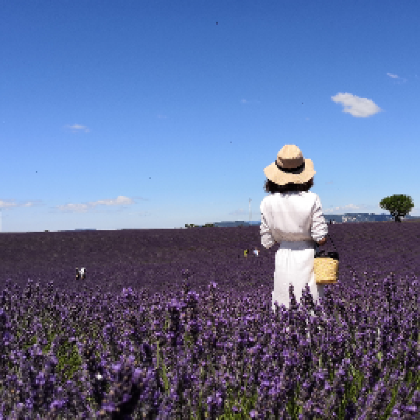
xmin=264 ymin=145 xmax=316 ymax=186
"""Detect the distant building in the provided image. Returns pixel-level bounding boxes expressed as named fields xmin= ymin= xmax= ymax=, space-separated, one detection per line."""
xmin=329 ymin=213 xmax=420 ymax=223
xmin=324 ymin=215 xmax=344 ymax=224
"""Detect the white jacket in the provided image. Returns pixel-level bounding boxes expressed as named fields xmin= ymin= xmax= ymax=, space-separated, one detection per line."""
xmin=260 ymin=191 xmax=328 ymax=248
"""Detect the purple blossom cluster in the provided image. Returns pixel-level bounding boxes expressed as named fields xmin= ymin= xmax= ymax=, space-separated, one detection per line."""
xmin=0 ymin=220 xmax=419 ymax=418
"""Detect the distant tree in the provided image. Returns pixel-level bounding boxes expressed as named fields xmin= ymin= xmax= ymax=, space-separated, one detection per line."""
xmin=45 ymin=230 xmax=49 ymax=232
xmin=184 ymin=223 xmax=215 ymax=228
xmin=379 ymin=194 xmax=414 ymax=223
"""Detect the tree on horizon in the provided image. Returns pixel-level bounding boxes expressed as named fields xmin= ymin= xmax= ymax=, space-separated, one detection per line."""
xmin=379 ymin=194 xmax=414 ymax=223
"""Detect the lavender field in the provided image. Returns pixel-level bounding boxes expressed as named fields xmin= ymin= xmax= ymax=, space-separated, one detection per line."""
xmin=0 ymin=220 xmax=419 ymax=419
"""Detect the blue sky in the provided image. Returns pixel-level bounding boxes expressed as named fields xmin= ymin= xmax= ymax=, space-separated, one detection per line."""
xmin=1 ymin=0 xmax=419 ymax=232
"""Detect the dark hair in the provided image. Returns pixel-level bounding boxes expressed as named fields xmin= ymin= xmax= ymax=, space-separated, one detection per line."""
xmin=263 ymin=177 xmax=314 ymax=194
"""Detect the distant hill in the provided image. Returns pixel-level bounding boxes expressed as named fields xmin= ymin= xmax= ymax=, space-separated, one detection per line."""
xmin=191 ymin=214 xmax=420 ymax=228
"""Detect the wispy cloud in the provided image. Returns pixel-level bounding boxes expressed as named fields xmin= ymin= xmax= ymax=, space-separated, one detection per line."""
xmin=53 ymin=195 xmax=144 ymax=213
xmin=324 ymin=204 xmax=368 ymax=213
xmin=386 ymin=72 xmax=407 ymax=84
xmin=0 ymin=195 xmax=149 ymax=214
xmin=0 ymin=200 xmax=21 ymax=209
xmin=64 ymin=124 xmax=91 ymax=133
xmin=240 ymin=99 xmax=261 ymax=104
xmin=0 ymin=199 xmax=43 ymax=209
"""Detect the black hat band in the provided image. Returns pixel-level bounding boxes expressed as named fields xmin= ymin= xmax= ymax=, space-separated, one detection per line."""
xmin=275 ymin=161 xmax=305 ymax=174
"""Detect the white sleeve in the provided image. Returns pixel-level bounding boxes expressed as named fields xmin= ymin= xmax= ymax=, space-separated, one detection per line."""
xmin=260 ymin=200 xmax=276 ymax=249
xmin=311 ymin=195 xmax=328 ymax=242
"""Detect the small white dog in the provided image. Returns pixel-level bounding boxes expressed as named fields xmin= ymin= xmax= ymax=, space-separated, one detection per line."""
xmin=75 ymin=267 xmax=86 ymax=280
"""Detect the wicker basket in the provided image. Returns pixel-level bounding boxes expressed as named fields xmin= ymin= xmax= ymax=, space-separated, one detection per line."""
xmin=314 ymin=234 xmax=339 ymax=284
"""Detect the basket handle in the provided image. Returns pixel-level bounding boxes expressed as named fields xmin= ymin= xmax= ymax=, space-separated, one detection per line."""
xmin=326 ymin=233 xmax=338 ymax=252
xmin=314 ymin=232 xmax=359 ymax=279
xmin=315 ymin=233 xmax=338 ymax=253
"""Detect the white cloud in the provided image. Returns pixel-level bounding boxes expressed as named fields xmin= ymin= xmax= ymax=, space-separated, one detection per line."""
xmin=331 ymin=93 xmax=384 ymax=118
xmin=54 ymin=195 xmax=137 ymax=213
xmin=89 ymin=195 xmax=133 ymax=207
xmin=64 ymin=124 xmax=91 ymax=133
xmin=0 ymin=200 xmax=19 ymax=209
xmin=0 ymin=199 xmax=43 ymax=209
xmin=324 ymin=203 xmax=368 ymax=214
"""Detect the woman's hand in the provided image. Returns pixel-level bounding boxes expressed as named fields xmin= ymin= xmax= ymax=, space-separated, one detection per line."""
xmin=317 ymin=237 xmax=327 ymax=246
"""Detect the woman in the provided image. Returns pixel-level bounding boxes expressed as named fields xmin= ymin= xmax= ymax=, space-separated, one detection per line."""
xmin=260 ymin=145 xmax=328 ymax=314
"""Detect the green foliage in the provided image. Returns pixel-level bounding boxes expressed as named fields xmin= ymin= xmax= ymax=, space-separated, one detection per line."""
xmin=379 ymin=194 xmax=414 ymax=222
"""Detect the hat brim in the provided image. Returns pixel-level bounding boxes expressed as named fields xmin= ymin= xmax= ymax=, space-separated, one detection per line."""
xmin=264 ymin=158 xmax=315 ymax=186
